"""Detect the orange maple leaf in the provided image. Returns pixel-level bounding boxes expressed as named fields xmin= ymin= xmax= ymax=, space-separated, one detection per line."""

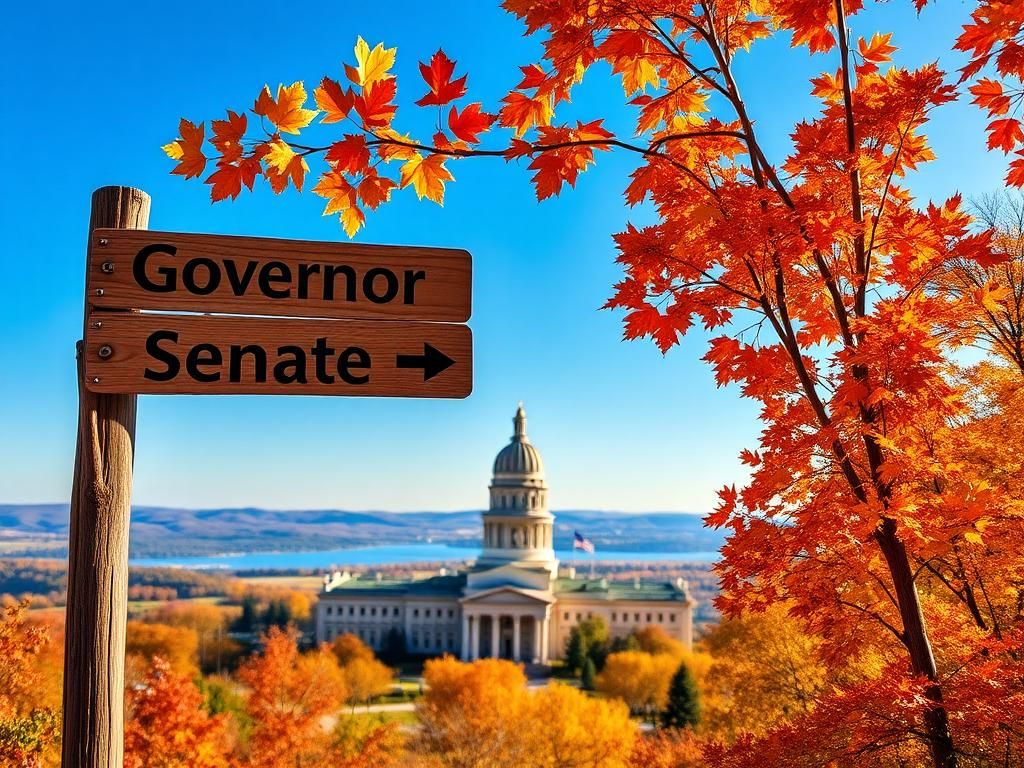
xmin=448 ymin=103 xmax=495 ymax=143
xmin=498 ymin=92 xmax=553 ymax=137
xmin=254 ymin=82 xmax=317 ymax=135
xmin=314 ymin=77 xmax=354 ymax=124
xmin=210 ymin=111 xmax=246 ymax=163
xmin=416 ymin=50 xmax=468 ymax=107
xmin=205 ymin=157 xmax=261 ymax=202
xmin=163 ymin=119 xmax=207 ymax=179
xmin=354 ymin=78 xmax=397 ymax=128
xmin=313 ymin=169 xmax=364 ymax=236
xmin=358 ymin=170 xmax=398 ymax=210
xmin=325 ymin=135 xmax=370 ymax=174
xmin=987 ymin=117 xmax=1024 ymax=152
xmin=399 ymin=153 xmax=453 ymax=204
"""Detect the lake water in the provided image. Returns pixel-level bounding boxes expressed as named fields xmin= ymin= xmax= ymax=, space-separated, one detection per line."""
xmin=130 ymin=543 xmax=720 ymax=571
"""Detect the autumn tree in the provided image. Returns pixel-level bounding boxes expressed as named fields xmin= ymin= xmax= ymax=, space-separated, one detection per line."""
xmin=417 ymin=657 xmax=635 ymax=768
xmin=0 ymin=602 xmax=59 ymax=768
xmin=166 ymin=2 xmax=1024 ymax=765
xmin=148 ymin=601 xmax=239 ymax=674
xmin=595 ymin=650 xmax=678 ymax=721
xmin=125 ymin=620 xmax=199 ymax=682
xmin=236 ymin=627 xmax=346 ymax=768
xmin=628 ymin=729 xmax=704 ymax=768
xmin=124 ymin=657 xmax=233 ymax=768
xmin=699 ymin=605 xmax=829 ymax=742
xmin=930 ymin=190 xmax=1024 ymax=374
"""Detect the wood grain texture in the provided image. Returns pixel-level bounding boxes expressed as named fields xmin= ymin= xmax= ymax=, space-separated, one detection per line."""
xmin=84 ymin=313 xmax=473 ymax=398
xmin=89 ymin=228 xmax=471 ymax=322
xmin=63 ymin=187 xmax=149 ymax=768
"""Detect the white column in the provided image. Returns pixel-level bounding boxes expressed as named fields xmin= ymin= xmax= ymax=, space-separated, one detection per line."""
xmin=512 ymin=615 xmax=521 ymax=661
xmin=540 ymin=616 xmax=550 ymax=664
xmin=469 ymin=615 xmax=479 ymax=660
xmin=532 ymin=615 xmax=543 ymax=663
xmin=460 ymin=613 xmax=470 ymax=660
xmin=490 ymin=614 xmax=500 ymax=659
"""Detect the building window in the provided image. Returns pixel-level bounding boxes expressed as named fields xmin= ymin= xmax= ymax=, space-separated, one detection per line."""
xmin=670 ymin=613 xmax=677 ymax=622
xmin=634 ymin=613 xmax=640 ymax=622
xmin=413 ymin=609 xmax=419 ymax=618
xmin=563 ymin=612 xmax=569 ymax=621
xmin=646 ymin=613 xmax=652 ymax=622
xmin=360 ymin=607 xmax=365 ymax=616
xmin=371 ymin=607 xmax=376 ymax=617
xmin=370 ymin=630 xmax=377 ymax=645
xmin=448 ymin=609 xmax=454 ymax=618
xmin=612 ymin=613 xmax=617 ymax=622
xmin=394 ymin=607 xmax=400 ymax=617
xmin=411 ymin=632 xmax=419 ymax=649
xmin=326 ymin=606 xmax=333 ymax=615
xmin=658 ymin=613 xmax=664 ymax=622
xmin=425 ymin=609 xmax=431 ymax=618
xmin=576 ymin=613 xmax=581 ymax=621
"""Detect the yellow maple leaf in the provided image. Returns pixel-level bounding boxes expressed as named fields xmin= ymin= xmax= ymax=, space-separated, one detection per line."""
xmin=963 ymin=530 xmax=984 ymax=546
xmin=254 ymin=82 xmax=318 ymax=135
xmin=313 ymin=170 xmax=364 ymax=237
xmin=264 ymin=139 xmax=308 ymax=193
xmin=615 ymin=57 xmax=659 ymax=96
xmin=354 ymin=36 xmax=396 ymax=87
xmin=399 ymin=153 xmax=453 ymax=204
xmin=162 ymin=141 xmax=184 ymax=160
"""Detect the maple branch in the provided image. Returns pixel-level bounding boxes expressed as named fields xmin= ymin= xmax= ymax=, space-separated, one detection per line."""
xmin=834 ymin=0 xmax=868 ymax=321
xmin=633 ymin=11 xmax=730 ymax=99
xmin=836 ymin=598 xmax=906 ymax=646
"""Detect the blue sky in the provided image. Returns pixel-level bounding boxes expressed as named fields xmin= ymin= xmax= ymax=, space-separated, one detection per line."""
xmin=0 ymin=1 xmax=1006 ymax=513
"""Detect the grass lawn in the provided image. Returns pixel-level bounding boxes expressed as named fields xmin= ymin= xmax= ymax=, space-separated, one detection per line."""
xmin=346 ymin=710 xmax=419 ymax=727
xmin=236 ymin=575 xmax=324 ymax=592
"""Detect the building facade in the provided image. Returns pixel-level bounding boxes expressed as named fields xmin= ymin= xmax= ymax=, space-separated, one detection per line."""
xmin=315 ymin=405 xmax=695 ymax=663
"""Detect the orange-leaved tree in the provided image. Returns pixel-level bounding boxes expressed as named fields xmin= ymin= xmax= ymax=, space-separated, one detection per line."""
xmin=166 ymin=3 xmax=1024 ymax=766
xmin=0 ymin=602 xmax=60 ymax=768
xmin=124 ymin=657 xmax=233 ymax=768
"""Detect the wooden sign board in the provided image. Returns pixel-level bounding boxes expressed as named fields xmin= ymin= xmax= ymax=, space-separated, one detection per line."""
xmin=84 ymin=313 xmax=472 ymax=397
xmin=89 ymin=229 xmax=471 ymax=322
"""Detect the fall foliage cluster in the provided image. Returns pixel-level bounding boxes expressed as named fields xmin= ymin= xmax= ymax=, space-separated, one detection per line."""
xmin=162 ymin=0 xmax=1024 ymax=764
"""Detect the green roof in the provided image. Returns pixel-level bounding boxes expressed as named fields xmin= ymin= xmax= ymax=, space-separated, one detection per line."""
xmin=323 ymin=573 xmax=466 ymax=598
xmin=553 ymin=578 xmax=691 ymax=602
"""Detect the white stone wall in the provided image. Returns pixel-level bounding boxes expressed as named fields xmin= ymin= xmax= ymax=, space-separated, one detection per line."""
xmin=317 ymin=594 xmax=463 ymax=655
xmin=550 ymin=599 xmax=693 ymax=657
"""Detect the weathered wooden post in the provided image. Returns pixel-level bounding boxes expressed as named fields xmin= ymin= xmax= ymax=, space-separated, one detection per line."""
xmin=62 ymin=186 xmax=150 ymax=768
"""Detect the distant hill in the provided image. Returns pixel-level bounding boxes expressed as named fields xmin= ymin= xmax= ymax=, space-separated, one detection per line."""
xmin=0 ymin=504 xmax=722 ymax=559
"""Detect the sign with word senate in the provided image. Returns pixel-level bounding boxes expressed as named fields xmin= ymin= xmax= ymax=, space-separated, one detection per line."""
xmin=84 ymin=229 xmax=472 ymax=398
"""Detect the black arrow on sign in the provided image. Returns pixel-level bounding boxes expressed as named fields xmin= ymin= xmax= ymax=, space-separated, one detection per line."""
xmin=396 ymin=343 xmax=455 ymax=381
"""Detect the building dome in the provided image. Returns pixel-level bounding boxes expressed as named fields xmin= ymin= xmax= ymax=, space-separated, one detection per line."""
xmin=480 ymin=403 xmax=555 ymax=568
xmin=492 ymin=404 xmax=544 ymax=477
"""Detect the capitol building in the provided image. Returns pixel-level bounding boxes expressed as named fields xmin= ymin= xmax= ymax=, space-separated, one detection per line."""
xmin=315 ymin=405 xmax=695 ymax=664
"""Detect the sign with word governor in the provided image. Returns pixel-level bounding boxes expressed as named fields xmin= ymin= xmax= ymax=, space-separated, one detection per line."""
xmin=84 ymin=313 xmax=472 ymax=398
xmin=89 ymin=229 xmax=471 ymax=322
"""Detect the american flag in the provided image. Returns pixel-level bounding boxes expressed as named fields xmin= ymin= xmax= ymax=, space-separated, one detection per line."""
xmin=573 ymin=531 xmax=595 ymax=554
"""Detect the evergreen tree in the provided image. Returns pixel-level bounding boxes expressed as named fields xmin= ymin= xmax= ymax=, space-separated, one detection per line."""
xmin=565 ymin=627 xmax=587 ymax=675
xmin=580 ymin=657 xmax=597 ymax=691
xmin=661 ymin=662 xmax=701 ymax=730
xmin=564 ymin=617 xmax=609 ymax=675
xmin=234 ymin=595 xmax=258 ymax=632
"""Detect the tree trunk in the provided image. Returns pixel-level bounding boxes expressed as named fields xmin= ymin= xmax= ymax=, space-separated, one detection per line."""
xmin=62 ymin=186 xmax=150 ymax=768
xmin=874 ymin=519 xmax=959 ymax=768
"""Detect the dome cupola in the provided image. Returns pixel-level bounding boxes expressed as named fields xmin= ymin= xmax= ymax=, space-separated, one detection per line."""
xmin=492 ymin=404 xmax=545 ymax=477
xmin=478 ymin=404 xmax=556 ymax=569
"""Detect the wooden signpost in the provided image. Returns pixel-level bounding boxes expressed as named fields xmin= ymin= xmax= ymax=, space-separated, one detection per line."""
xmin=64 ymin=186 xmax=473 ymax=768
